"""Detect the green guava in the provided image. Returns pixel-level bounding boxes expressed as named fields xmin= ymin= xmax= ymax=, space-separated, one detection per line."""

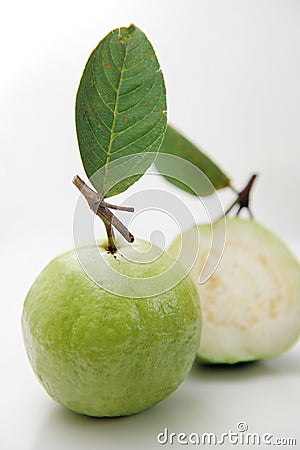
xmin=21 ymin=239 xmax=201 ymax=417
xmin=169 ymin=217 xmax=300 ymax=364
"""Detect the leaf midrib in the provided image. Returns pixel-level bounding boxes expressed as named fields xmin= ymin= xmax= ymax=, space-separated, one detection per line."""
xmin=101 ymin=35 xmax=131 ymax=195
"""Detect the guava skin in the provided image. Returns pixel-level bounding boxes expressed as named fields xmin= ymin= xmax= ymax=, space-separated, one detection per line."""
xmin=21 ymin=240 xmax=201 ymax=417
xmin=169 ymin=218 xmax=300 ymax=364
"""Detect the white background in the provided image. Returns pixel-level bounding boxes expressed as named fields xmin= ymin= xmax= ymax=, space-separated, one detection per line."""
xmin=1 ymin=0 xmax=300 ymax=449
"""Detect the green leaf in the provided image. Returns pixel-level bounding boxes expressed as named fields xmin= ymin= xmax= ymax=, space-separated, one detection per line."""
xmin=76 ymin=24 xmax=167 ymax=198
xmin=155 ymin=125 xmax=231 ymax=196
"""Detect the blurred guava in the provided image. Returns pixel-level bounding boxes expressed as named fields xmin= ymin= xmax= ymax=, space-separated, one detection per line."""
xmin=169 ymin=218 xmax=300 ymax=364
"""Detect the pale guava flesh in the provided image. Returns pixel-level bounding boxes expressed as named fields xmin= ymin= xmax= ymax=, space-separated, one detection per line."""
xmin=169 ymin=218 xmax=300 ymax=364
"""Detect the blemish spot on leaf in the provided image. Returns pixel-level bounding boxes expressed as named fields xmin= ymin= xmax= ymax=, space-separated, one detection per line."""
xmin=75 ymin=25 xmax=167 ymax=198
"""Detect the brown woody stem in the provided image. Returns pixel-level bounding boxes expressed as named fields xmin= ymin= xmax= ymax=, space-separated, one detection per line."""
xmin=72 ymin=175 xmax=134 ymax=250
xmin=102 ymin=201 xmax=134 ymax=212
xmin=226 ymin=173 xmax=258 ymax=218
xmin=103 ymin=218 xmax=117 ymax=253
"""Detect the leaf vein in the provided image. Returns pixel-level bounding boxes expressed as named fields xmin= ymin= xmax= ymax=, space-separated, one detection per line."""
xmin=111 ymin=113 xmax=166 ymax=156
xmin=83 ymin=112 xmax=109 ymax=157
xmin=113 ymin=85 xmax=163 ymax=140
xmin=117 ymin=76 xmax=156 ymax=115
xmin=91 ymin=55 xmax=115 ymax=113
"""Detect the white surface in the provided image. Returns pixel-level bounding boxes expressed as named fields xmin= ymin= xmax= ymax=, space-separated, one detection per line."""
xmin=1 ymin=1 xmax=300 ymax=449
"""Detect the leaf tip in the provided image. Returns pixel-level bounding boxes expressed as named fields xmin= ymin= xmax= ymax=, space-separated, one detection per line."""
xmin=117 ymin=24 xmax=137 ymax=44
xmin=128 ymin=23 xmax=137 ymax=32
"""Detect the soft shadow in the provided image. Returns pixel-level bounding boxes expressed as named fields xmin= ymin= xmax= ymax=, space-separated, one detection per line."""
xmin=31 ymin=385 xmax=201 ymax=450
xmin=32 ymin=350 xmax=300 ymax=450
xmin=190 ymin=350 xmax=300 ymax=383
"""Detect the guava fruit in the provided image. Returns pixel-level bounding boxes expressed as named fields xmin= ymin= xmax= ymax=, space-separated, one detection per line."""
xmin=21 ymin=239 xmax=201 ymax=417
xmin=169 ymin=217 xmax=300 ymax=364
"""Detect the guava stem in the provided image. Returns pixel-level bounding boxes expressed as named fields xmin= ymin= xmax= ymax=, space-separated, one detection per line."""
xmin=224 ymin=173 xmax=258 ymax=218
xmin=103 ymin=218 xmax=117 ymax=253
xmin=72 ymin=175 xmax=134 ymax=247
xmin=236 ymin=174 xmax=257 ymax=213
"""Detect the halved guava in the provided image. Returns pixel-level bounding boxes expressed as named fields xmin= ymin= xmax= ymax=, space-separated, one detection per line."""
xmin=170 ymin=218 xmax=300 ymax=364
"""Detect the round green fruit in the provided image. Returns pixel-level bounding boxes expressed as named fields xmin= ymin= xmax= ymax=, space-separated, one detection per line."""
xmin=169 ymin=218 xmax=300 ymax=364
xmin=21 ymin=239 xmax=201 ymax=417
